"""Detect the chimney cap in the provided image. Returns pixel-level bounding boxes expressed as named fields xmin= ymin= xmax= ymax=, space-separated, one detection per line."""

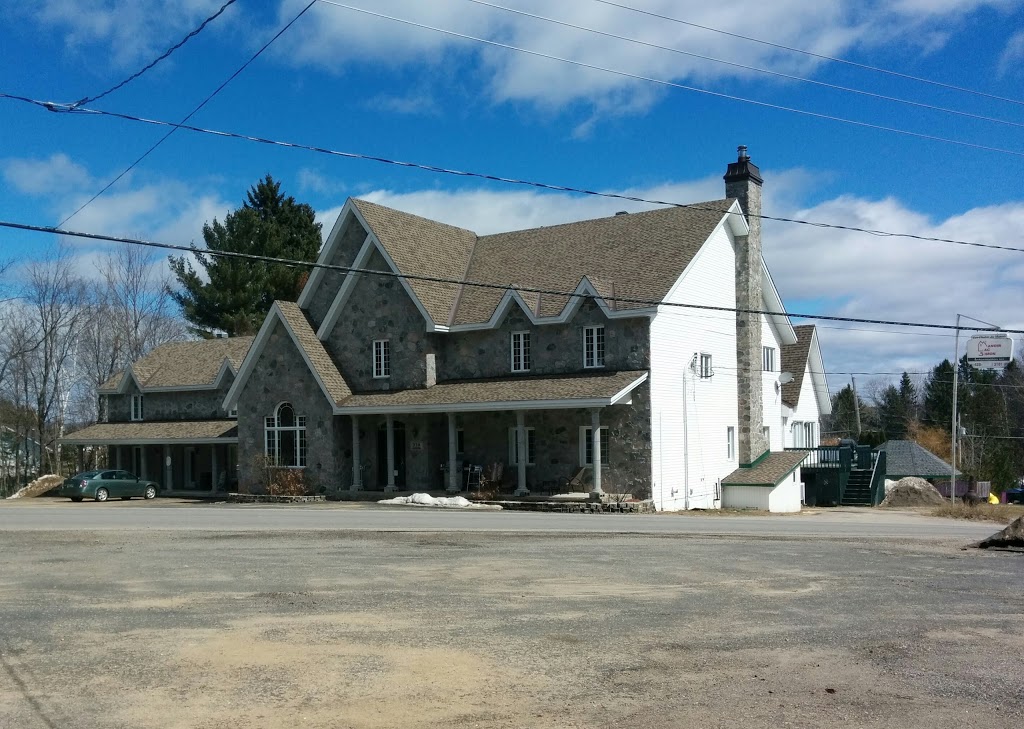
xmin=737 ymin=145 xmax=749 ymax=161
xmin=724 ymin=145 xmax=763 ymax=185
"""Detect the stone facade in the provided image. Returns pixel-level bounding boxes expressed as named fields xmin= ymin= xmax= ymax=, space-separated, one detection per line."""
xmin=305 ymin=216 xmax=369 ymax=331
xmin=440 ymin=299 xmax=650 ymax=381
xmin=107 ymin=377 xmax=234 ymax=423
xmin=237 ymin=320 xmax=346 ymax=493
xmin=323 ymin=249 xmax=438 ymax=392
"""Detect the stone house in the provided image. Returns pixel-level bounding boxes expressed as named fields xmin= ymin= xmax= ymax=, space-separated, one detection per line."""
xmin=66 ymin=148 xmax=830 ymax=509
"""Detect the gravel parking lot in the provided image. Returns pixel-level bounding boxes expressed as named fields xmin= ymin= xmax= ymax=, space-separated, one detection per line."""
xmin=1 ymin=522 xmax=1022 ymax=728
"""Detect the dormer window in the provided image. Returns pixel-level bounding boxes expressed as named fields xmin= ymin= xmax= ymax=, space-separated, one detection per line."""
xmin=511 ymin=331 xmax=531 ymax=372
xmin=373 ymin=339 xmax=390 ymax=378
xmin=131 ymin=394 xmax=144 ymax=421
xmin=228 ymin=406 xmax=238 ymax=419
xmin=583 ymin=325 xmax=605 ymax=368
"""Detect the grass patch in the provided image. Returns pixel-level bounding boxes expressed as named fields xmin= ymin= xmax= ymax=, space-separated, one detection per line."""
xmin=931 ymin=502 xmax=1024 ymax=523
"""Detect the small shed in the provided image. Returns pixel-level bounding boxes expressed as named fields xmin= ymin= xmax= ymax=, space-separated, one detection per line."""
xmin=875 ymin=440 xmax=960 ymax=480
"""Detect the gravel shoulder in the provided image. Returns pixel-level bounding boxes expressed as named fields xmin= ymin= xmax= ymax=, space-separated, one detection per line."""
xmin=1 ymin=529 xmax=1022 ymax=728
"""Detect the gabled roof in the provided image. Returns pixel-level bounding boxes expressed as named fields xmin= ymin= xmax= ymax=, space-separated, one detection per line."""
xmin=223 ymin=301 xmax=351 ymax=411
xmin=351 ymin=199 xmax=478 ymax=326
xmin=98 ymin=336 xmax=253 ymax=393
xmin=780 ymin=325 xmax=831 ymax=415
xmin=877 ymin=440 xmax=961 ymax=478
xmin=452 ymin=201 xmax=733 ymax=325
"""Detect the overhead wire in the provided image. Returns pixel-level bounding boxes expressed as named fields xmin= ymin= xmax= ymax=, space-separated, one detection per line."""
xmin=462 ymin=0 xmax=1024 ymax=130
xmin=3 ymin=218 xmax=1024 ymax=335
xmin=587 ymin=0 xmax=1024 ymax=108
xmin=3 ymin=91 xmax=1024 ymax=255
xmin=314 ymin=1 xmax=1024 ymax=158
xmin=59 ymin=0 xmax=319 ymax=227
xmin=69 ymin=0 xmax=239 ymax=110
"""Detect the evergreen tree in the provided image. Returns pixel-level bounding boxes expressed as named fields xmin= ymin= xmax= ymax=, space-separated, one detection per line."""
xmin=170 ymin=175 xmax=321 ymax=336
xmin=921 ymin=359 xmax=956 ymax=432
xmin=898 ymin=371 xmax=918 ymax=424
xmin=827 ymin=384 xmax=862 ymax=438
xmin=877 ymin=384 xmax=908 ymax=440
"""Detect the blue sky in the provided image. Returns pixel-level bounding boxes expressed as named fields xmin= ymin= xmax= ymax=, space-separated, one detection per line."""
xmin=2 ymin=0 xmax=1024 ymax=394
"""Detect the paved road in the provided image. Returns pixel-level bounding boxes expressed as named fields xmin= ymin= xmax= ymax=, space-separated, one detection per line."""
xmin=0 ymin=499 xmax=1001 ymax=542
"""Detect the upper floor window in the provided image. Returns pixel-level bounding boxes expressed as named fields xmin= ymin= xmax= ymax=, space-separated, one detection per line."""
xmin=583 ymin=325 xmax=605 ymax=369
xmin=699 ymin=353 xmax=713 ymax=379
xmin=373 ymin=339 xmax=390 ymax=379
xmin=228 ymin=406 xmax=238 ymax=419
xmin=511 ymin=331 xmax=531 ymax=372
xmin=131 ymin=394 xmax=144 ymax=421
xmin=265 ymin=402 xmax=306 ymax=468
xmin=727 ymin=426 xmax=736 ymax=460
xmin=763 ymin=346 xmax=776 ymax=372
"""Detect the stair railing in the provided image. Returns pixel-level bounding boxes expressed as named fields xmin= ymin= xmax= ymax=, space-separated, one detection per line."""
xmin=868 ymin=450 xmax=887 ymax=505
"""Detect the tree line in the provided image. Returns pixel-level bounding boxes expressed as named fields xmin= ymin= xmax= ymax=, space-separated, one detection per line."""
xmin=824 ymin=357 xmax=1024 ymax=489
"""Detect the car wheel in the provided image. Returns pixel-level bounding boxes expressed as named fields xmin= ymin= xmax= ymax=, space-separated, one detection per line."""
xmin=95 ymin=487 xmax=109 ymax=502
xmin=144 ymin=485 xmax=157 ymax=500
xmin=71 ymin=497 xmax=83 ymax=502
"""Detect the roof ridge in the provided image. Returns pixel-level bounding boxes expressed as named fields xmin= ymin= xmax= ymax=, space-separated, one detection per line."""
xmin=352 ymin=197 xmax=480 ymax=237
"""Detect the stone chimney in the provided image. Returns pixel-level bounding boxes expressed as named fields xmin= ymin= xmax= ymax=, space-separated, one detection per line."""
xmin=724 ymin=146 xmax=769 ymax=466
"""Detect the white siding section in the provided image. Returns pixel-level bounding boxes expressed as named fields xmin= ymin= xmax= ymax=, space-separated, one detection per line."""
xmin=761 ymin=314 xmax=785 ymax=452
xmin=649 ymin=221 xmax=737 ymax=511
xmin=784 ymin=361 xmax=822 ymax=448
xmin=722 ymin=468 xmax=803 ymax=513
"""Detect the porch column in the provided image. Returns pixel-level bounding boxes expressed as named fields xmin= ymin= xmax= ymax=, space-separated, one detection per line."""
xmin=514 ymin=411 xmax=529 ymax=496
xmin=211 ymin=445 xmax=219 ymax=492
xmin=590 ymin=407 xmax=604 ymax=498
xmin=447 ymin=412 xmax=459 ymax=493
xmin=350 ymin=415 xmax=362 ymax=491
xmin=384 ymin=414 xmax=397 ymax=492
xmin=163 ymin=445 xmax=171 ymax=493
xmin=115 ymin=446 xmax=122 ymax=470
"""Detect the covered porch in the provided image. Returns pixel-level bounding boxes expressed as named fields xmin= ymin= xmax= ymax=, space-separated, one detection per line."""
xmin=337 ymin=371 xmax=651 ymax=499
xmin=63 ymin=420 xmax=239 ymax=496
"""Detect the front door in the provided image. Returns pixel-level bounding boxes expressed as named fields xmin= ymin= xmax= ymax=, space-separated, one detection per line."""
xmin=376 ymin=421 xmax=406 ymax=488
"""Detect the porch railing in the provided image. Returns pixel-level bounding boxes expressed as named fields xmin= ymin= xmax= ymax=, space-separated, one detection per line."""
xmin=869 ymin=450 xmax=887 ymax=505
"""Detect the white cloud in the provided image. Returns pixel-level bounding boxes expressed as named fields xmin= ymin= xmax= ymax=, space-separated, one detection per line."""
xmin=2 ymin=153 xmax=94 ymax=196
xmin=274 ymin=0 xmax=1020 ymax=112
xmin=998 ymin=29 xmax=1024 ymax=75
xmin=16 ymin=0 xmax=237 ymax=67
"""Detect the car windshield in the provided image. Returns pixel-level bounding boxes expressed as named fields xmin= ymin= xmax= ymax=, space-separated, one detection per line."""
xmin=71 ymin=471 xmax=100 ymax=480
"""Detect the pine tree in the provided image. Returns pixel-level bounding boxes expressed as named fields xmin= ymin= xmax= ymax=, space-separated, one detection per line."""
xmin=169 ymin=175 xmax=321 ymax=336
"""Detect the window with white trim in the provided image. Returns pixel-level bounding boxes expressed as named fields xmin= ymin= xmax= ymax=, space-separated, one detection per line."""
xmin=763 ymin=346 xmax=776 ymax=372
xmin=763 ymin=426 xmax=770 ymax=444
xmin=699 ymin=353 xmax=713 ymax=379
xmin=803 ymin=422 xmax=817 ymax=448
xmin=131 ymin=394 xmax=144 ymax=421
xmin=579 ymin=426 xmax=610 ymax=466
xmin=583 ymin=325 xmax=605 ymax=368
xmin=373 ymin=339 xmax=390 ymax=378
xmin=511 ymin=331 xmax=531 ymax=372
xmin=507 ymin=427 xmax=535 ymax=465
xmin=727 ymin=426 xmax=735 ymax=460
xmin=264 ymin=402 xmax=307 ymax=468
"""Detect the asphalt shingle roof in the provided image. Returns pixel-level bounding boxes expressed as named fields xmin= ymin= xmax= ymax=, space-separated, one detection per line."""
xmin=274 ymin=301 xmax=353 ymax=405
xmin=877 ymin=440 xmax=960 ymax=478
xmin=780 ymin=325 xmax=815 ymax=408
xmin=721 ymin=451 xmax=809 ymax=486
xmin=64 ymin=420 xmax=238 ymax=444
xmin=338 ymin=370 xmax=647 ymax=410
xmin=99 ymin=336 xmax=254 ymax=392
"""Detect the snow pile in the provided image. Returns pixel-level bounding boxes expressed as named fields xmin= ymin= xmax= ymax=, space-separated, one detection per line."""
xmin=378 ymin=492 xmax=495 ymax=509
xmin=6 ymin=474 xmax=63 ymax=499
xmin=880 ymin=477 xmax=945 ymax=507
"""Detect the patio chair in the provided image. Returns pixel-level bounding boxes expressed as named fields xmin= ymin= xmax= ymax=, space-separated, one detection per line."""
xmin=558 ymin=468 xmax=588 ymax=493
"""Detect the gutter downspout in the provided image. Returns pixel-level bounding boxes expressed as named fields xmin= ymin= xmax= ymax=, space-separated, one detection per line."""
xmin=682 ymin=367 xmax=690 ymax=510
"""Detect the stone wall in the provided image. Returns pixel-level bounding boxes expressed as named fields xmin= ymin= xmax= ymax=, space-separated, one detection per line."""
xmin=237 ymin=320 xmax=345 ymax=493
xmin=107 ymin=378 xmax=234 ymax=422
xmin=323 ymin=248 xmax=438 ymax=392
xmin=440 ymin=299 xmax=650 ymax=381
xmin=305 ymin=215 xmax=368 ymax=331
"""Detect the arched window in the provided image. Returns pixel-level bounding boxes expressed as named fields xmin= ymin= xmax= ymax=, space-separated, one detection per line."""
xmin=264 ymin=403 xmax=307 ymax=467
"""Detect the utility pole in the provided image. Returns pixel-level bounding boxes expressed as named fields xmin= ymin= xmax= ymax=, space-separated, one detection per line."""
xmin=851 ymin=376 xmax=862 ymax=440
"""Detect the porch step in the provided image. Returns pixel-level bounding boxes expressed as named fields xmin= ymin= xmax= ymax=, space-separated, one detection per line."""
xmin=841 ymin=470 xmax=875 ymax=506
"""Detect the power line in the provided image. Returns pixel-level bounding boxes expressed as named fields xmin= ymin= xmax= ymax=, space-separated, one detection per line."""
xmin=4 ymin=91 xmax=1024 ymax=256
xmin=4 ymin=218 xmax=1024 ymax=335
xmin=463 ymin=0 xmax=1024 ymax=131
xmin=315 ymin=1 xmax=1024 ymax=159
xmin=588 ymin=0 xmax=1024 ymax=109
xmin=60 ymin=0 xmax=318 ymax=228
xmin=70 ymin=0 xmax=239 ymax=110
